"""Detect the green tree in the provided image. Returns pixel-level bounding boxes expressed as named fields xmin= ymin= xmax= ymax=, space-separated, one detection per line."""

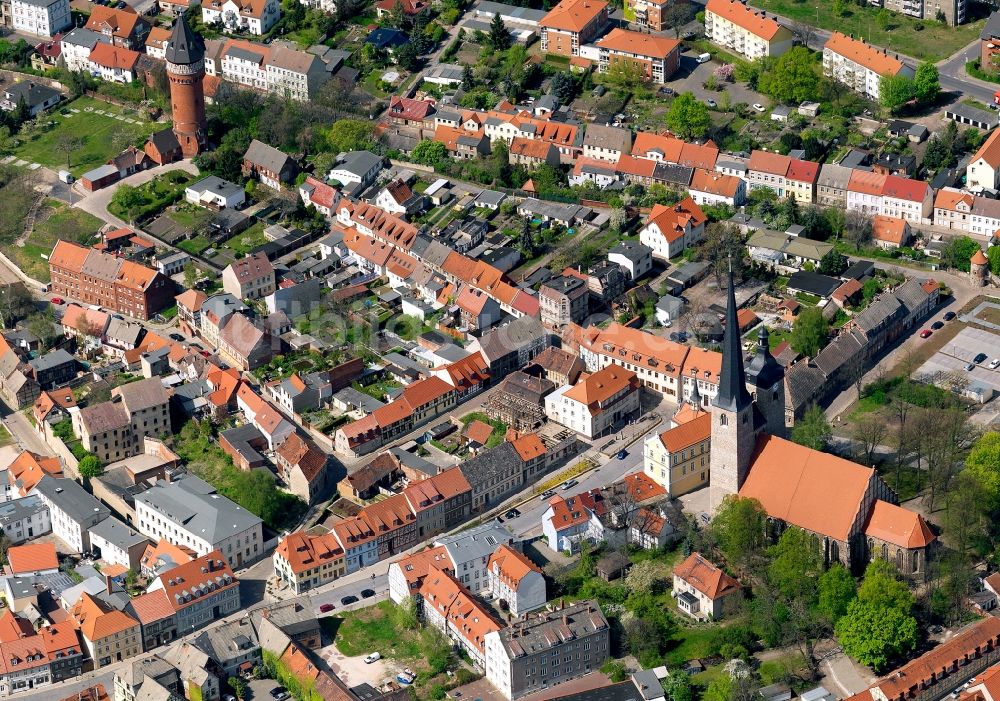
xmin=78 ymin=454 xmax=103 ymax=479
xmin=757 ymin=47 xmax=820 ymax=104
xmin=183 ymin=263 xmax=199 ymax=289
xmin=665 ymin=92 xmax=712 ymax=140
xmin=662 ymin=674 xmax=694 ymax=701
xmin=768 ymin=527 xmax=823 ymax=601
xmin=835 ymin=599 xmax=918 ymax=671
xmin=876 ymin=8 xmax=891 ymax=28
xmin=111 ymin=184 xmax=144 ymax=224
xmin=488 ymin=12 xmax=512 ymax=51
xmin=914 ymin=62 xmax=940 ymax=104
xmin=818 ymin=250 xmax=848 ymax=276
xmin=791 ymin=307 xmax=828 ymax=357
xmin=605 ymin=59 xmax=647 ymax=93
xmin=832 ymin=0 xmax=846 ymax=16
xmin=879 ymin=75 xmax=915 ymax=114
xmin=817 ymin=564 xmax=857 ymax=623
xmin=325 ymin=119 xmax=376 ymax=154
xmin=393 ymin=42 xmax=421 ymax=70
xmin=944 ymin=235 xmax=981 ymax=272
xmin=550 ymin=72 xmax=576 ymax=103
xmin=228 ymin=678 xmax=248 ymax=701
xmin=411 ymin=139 xmax=447 ymax=166
xmin=791 ymin=405 xmax=832 ymax=451
xmin=712 ymin=495 xmax=767 ymax=574
xmin=966 ymin=431 xmax=1000 ymax=509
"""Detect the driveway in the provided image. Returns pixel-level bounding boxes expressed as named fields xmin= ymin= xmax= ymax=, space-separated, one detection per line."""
xmin=72 ymin=160 xmax=200 ymax=231
xmin=668 ymin=52 xmax=764 ymax=107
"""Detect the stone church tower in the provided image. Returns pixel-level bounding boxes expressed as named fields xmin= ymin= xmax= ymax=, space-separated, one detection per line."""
xmin=709 ymin=271 xmax=758 ymax=510
xmin=165 ymin=13 xmax=207 ymax=157
xmin=746 ymin=325 xmax=786 ymax=438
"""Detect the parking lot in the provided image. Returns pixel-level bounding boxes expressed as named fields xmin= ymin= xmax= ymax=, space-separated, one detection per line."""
xmin=915 ymin=326 xmax=1000 ymax=398
xmin=668 ymin=52 xmax=764 ymax=108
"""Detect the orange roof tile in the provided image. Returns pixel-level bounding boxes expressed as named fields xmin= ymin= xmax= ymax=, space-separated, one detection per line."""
xmin=540 ymin=0 xmax=607 ymax=32
xmin=8 ymin=542 xmax=58 ymax=574
xmin=934 ymin=189 xmax=974 ymax=211
xmin=658 ymin=412 xmax=711 ymax=452
xmin=673 ymin=552 xmax=740 ymax=599
xmin=645 ymin=197 xmax=708 ymax=244
xmin=872 ymin=215 xmax=910 ymax=245
xmin=392 ymin=546 xmax=453 ymax=592
xmin=275 ymin=531 xmax=343 ymax=575
xmin=824 ymin=32 xmax=908 ymax=77
xmin=487 ymin=544 xmax=542 ymax=589
xmin=126 ymin=590 xmax=175 ymax=625
xmin=463 ymin=419 xmax=493 ymax=446
xmin=563 ymin=365 xmax=639 ymax=415
xmin=596 ymin=28 xmax=679 ymax=58
xmin=864 ymin=500 xmax=936 ymax=548
xmin=689 ymin=168 xmax=742 ymax=197
xmin=972 ymin=128 xmax=1000 ymax=169
xmin=8 ymin=451 xmax=63 ymax=495
xmin=510 ymin=432 xmax=546 ymax=462
xmin=71 ymin=593 xmax=138 ymax=641
xmin=155 ymin=550 xmax=238 ymax=612
xmin=706 ymin=0 xmax=786 ymax=40
xmin=0 ymin=610 xmax=34 ymax=643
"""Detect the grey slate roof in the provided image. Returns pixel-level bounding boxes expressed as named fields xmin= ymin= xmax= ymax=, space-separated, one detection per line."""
xmin=61 ymin=27 xmax=107 ymax=48
xmin=193 ymin=618 xmax=260 ymax=664
xmin=476 ymin=316 xmax=548 ymax=364
xmin=133 ymin=474 xmax=262 ymax=543
xmin=165 ymin=13 xmax=205 ymax=65
xmin=334 ymin=151 xmax=383 ymax=179
xmin=457 ymin=441 xmax=523 ymax=492
xmin=106 ymin=317 xmax=145 ymax=346
xmin=583 ymin=124 xmax=631 ymax=152
xmin=817 ymin=163 xmax=853 ymax=191
xmin=28 ymin=348 xmax=75 ymax=373
xmin=609 ymin=241 xmax=651 ymax=264
xmin=190 ymin=176 xmax=243 ymax=199
xmin=115 ymin=376 xmax=169 ymax=413
xmin=435 ymin=519 xmax=516 ymax=562
xmin=90 ymin=515 xmax=148 ymax=551
xmin=0 ymin=495 xmax=47 ymax=530
xmin=492 ymin=599 xmax=608 ymax=658
xmin=4 ymin=81 xmax=61 ymax=109
xmin=712 ymin=272 xmax=752 ymax=413
xmin=33 ymin=476 xmax=110 ymax=525
xmin=813 ymin=330 xmax=866 ymax=376
xmin=244 ymin=139 xmax=293 ymax=173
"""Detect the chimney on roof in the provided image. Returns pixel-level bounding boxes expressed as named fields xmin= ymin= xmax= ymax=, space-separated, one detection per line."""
xmin=105 ymin=574 xmax=114 ymax=596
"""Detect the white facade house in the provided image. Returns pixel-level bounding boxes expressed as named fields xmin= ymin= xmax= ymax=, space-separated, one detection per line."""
xmin=185 ymin=176 xmax=246 ymax=210
xmin=0 ymin=496 xmax=51 ymax=544
xmin=822 ymin=32 xmax=914 ymax=100
xmin=434 ymin=522 xmax=516 ymax=595
xmin=485 ymin=545 xmax=546 ymax=616
xmin=31 ymin=476 xmax=110 ymax=554
xmin=544 ymin=366 xmax=640 ymax=439
xmin=608 ymin=241 xmax=652 ymax=281
xmin=704 ymin=0 xmax=793 ymax=60
xmin=967 ymin=128 xmax=1000 ymax=192
xmin=60 ymin=27 xmax=109 ymax=71
xmin=846 ymin=171 xmax=933 ymax=225
xmin=638 ymin=199 xmax=707 ymax=261
xmin=201 ymin=0 xmax=279 ymax=35
xmin=134 ymin=475 xmax=264 ymax=568
xmin=11 ymin=0 xmax=70 ymax=36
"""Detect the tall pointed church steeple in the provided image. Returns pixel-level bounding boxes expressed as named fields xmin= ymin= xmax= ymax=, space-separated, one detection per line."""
xmin=712 ymin=268 xmax=752 ymax=413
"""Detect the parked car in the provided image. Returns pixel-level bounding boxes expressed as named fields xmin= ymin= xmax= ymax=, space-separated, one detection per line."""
xmin=976 ymin=352 xmax=989 ymax=364
xmin=561 ymin=479 xmax=578 ymax=491
xmin=931 ymin=321 xmax=944 ymax=330
xmin=50 ymin=297 xmax=63 ymax=305
xmin=364 ymin=653 xmax=381 ymax=664
xmin=319 ymin=603 xmax=334 ymax=613
xmin=505 ymin=509 xmax=520 ymax=519
xmin=169 ymin=332 xmax=185 ymax=341
xmin=705 ymin=99 xmax=717 ymax=108
xmin=539 ymin=490 xmax=555 ymax=500
xmin=361 ymin=588 xmax=376 ymax=598
xmin=616 ymin=450 xmax=628 ymax=460
xmin=989 ymin=359 xmax=1000 ymax=370
xmin=967 ymin=362 xmax=977 ymax=371
xmin=752 ymin=103 xmax=765 ymax=112
xmin=341 ymin=595 xmax=358 ymax=606
xmin=919 ymin=329 xmax=932 ymax=338
xmin=270 ymin=688 xmax=288 ymax=701
xmin=944 ymin=311 xmax=957 ymax=321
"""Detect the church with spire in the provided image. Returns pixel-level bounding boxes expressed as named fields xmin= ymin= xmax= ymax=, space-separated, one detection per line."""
xmin=644 ymin=270 xmax=936 ymax=577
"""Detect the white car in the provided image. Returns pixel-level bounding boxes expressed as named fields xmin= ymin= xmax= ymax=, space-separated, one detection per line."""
xmin=752 ymin=103 xmax=765 ymax=112
xmin=364 ymin=653 xmax=381 ymax=664
xmin=989 ymin=359 xmax=1000 ymax=370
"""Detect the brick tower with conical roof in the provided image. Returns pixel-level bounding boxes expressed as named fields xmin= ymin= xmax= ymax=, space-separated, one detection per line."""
xmin=165 ymin=13 xmax=207 ymax=157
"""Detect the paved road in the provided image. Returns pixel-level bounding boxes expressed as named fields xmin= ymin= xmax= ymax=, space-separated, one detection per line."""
xmin=1 ymin=408 xmax=55 ymax=457
xmin=72 ymin=160 xmax=199 ymax=231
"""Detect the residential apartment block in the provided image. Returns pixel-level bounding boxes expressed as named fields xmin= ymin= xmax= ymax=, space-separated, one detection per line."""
xmin=596 ymin=29 xmax=680 ymax=84
xmin=203 ymin=38 xmax=329 ymax=101
xmin=49 ymin=241 xmax=174 ymax=320
xmin=273 ymin=531 xmax=345 ymax=594
xmin=544 ymin=365 xmax=640 ymax=438
xmin=846 ymin=170 xmax=934 ymax=224
xmin=222 ymin=252 xmax=276 ymax=300
xmin=73 ymin=377 xmax=170 ymax=464
xmin=704 ymin=0 xmax=793 ymax=60
xmin=11 ymin=0 xmax=70 ymax=36
xmin=146 ymin=551 xmax=240 ymax=634
xmin=823 ymin=32 xmax=914 ymax=100
xmin=538 ymin=0 xmax=608 ymax=57
xmin=539 ymin=275 xmax=589 ymax=328
xmin=746 ymin=150 xmax=820 ymax=203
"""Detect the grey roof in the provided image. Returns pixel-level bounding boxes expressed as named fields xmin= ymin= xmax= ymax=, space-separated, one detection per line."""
xmin=61 ymin=27 xmax=107 ymax=48
xmin=28 ymin=348 xmax=75 ymax=373
xmin=712 ymin=272 xmax=752 ymax=413
xmin=82 ymin=164 xmax=119 ymax=182
xmin=248 ymin=600 xmax=318 ymax=637
xmin=946 ymin=102 xmax=998 ymax=126
xmin=106 ymin=317 xmax=145 ymax=346
xmin=61 ymin=577 xmax=108 ymax=609
xmin=90 ymin=515 xmax=148 ymax=551
xmin=115 ymin=377 xmax=169 ymax=413
xmin=787 ymin=271 xmax=841 ymax=297
xmin=892 ymin=279 xmax=934 ymax=315
xmin=817 ymin=163 xmax=853 ymax=190
xmin=134 ymin=474 xmax=262 ymax=542
xmin=190 ymin=175 xmax=243 ymax=199
xmin=244 ymin=139 xmax=293 ymax=173
xmin=193 ymin=617 xmax=260 ymax=663
xmin=542 ymin=275 xmax=586 ymax=297
xmin=609 ymin=241 xmax=651 ymax=264
xmin=334 ymin=151 xmax=383 ymax=178
xmin=201 ymin=293 xmax=248 ymax=321
xmin=33 ymin=476 xmax=110 ymax=524
xmin=475 ymin=189 xmax=506 ymax=207
xmin=3 ymin=571 xmax=75 ymax=599
xmin=387 ymin=446 xmax=436 ymax=477
xmin=227 ymin=45 xmax=266 ymax=63
xmin=435 ymin=519 xmax=516 ymax=562
xmin=493 ymin=599 xmax=609 ymax=659
xmin=851 ymin=293 xmax=904 ymax=335
xmin=494 ymin=371 xmax=554 ymax=403
xmin=746 ymin=326 xmax=784 ymax=390
xmin=4 ymin=81 xmax=60 ymax=109
xmin=653 ymin=163 xmax=694 ymax=187
xmin=983 ymin=11 xmax=1000 ymax=40
xmin=476 ymin=316 xmax=548 ymax=364
xmin=583 ymin=124 xmax=632 ymax=153
xmin=814 ymin=330 xmax=865 ymax=376
xmin=633 ymin=670 xmax=662 ymax=701
xmin=332 ymin=386 xmax=385 ymax=413
xmin=457 ymin=441 xmax=523 ymax=492
xmin=517 ymin=198 xmax=587 ymax=223
xmin=0 ymin=495 xmax=47 ymax=529
xmin=784 ymin=361 xmax=826 ymax=410
xmin=165 ymin=13 xmax=205 ymax=65
xmin=656 ymin=294 xmax=684 ymax=315
xmin=475 ymin=0 xmax=546 ymax=22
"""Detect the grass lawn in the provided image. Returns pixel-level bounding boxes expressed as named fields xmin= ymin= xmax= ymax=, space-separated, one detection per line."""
xmin=168 ymin=206 xmax=212 ymax=231
xmin=0 ymin=425 xmax=12 ymax=447
xmin=768 ymin=327 xmax=793 ymax=350
xmin=13 ymin=96 xmax=163 ymax=177
xmin=747 ymin=0 xmax=985 ymax=61
xmin=13 ymin=200 xmax=102 ymax=282
xmin=332 ymin=601 xmax=423 ymax=659
xmin=222 ymin=221 xmax=268 ymax=256
xmin=178 ymin=235 xmax=212 ymax=255
xmin=663 ymin=625 xmax=718 ymax=667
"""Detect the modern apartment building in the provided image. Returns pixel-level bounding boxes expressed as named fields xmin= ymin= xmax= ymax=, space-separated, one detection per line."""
xmin=823 ymin=32 xmax=915 ymax=100
xmin=704 ymin=0 xmax=793 ymax=60
xmin=596 ymin=29 xmax=680 ymax=84
xmin=538 ymin=0 xmax=608 ymax=57
xmin=48 ymin=241 xmax=174 ymax=320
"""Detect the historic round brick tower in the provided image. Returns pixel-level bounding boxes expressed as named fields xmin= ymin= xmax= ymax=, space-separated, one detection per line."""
xmin=165 ymin=13 xmax=207 ymax=158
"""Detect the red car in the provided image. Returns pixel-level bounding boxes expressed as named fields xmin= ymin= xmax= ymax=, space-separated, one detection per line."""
xmin=50 ymin=297 xmax=63 ymax=305
xmin=200 ymin=350 xmax=211 ymax=358
xmin=919 ymin=329 xmax=932 ymax=338
xmin=319 ymin=603 xmax=334 ymax=613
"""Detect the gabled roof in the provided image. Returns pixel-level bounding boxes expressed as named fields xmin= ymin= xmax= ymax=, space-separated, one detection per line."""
xmin=596 ymin=27 xmax=679 ymax=57
xmin=644 ymin=197 xmax=708 ymax=244
xmin=824 ymin=31 xmax=908 ymax=78
xmin=972 ymin=128 xmax=1000 ymax=169
xmin=657 ymin=412 xmax=711 ymax=452
xmin=71 ymin=592 xmax=138 ymax=641
xmin=673 ymin=552 xmax=740 ymax=599
xmin=152 ymin=550 xmax=237 ymax=612
xmin=7 ymin=542 xmax=58 ymax=575
xmin=539 ymin=0 xmax=607 ymax=32
xmin=487 ymin=544 xmax=542 ymax=588
xmin=562 ymin=365 xmax=638 ymax=415
xmin=85 ymin=5 xmax=142 ymax=40
xmin=275 ymin=531 xmax=343 ymax=575
xmin=863 ymin=500 xmax=935 ymax=548
xmin=87 ymin=42 xmax=140 ymax=70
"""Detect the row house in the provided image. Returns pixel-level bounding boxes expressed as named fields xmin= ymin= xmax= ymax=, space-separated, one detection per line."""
xmin=422 ymin=568 xmax=502 ymax=667
xmin=60 ymin=27 xmax=109 ymax=72
xmin=704 ymin=0 xmax=794 ymax=60
xmin=337 ymin=200 xmax=419 ymax=250
xmin=273 ymin=532 xmax=344 ymax=594
xmin=508 ymin=137 xmax=561 ymax=168
xmin=204 ymin=38 xmax=328 ymax=101
xmin=688 ymin=167 xmax=746 ymax=207
xmin=48 ymin=241 xmax=173 ymax=320
xmin=596 ymin=29 xmax=681 ymax=84
xmin=331 ymin=516 xmax=379 ymax=574
xmin=433 ymin=124 xmax=490 ymax=160
xmin=0 ymin=615 xmax=82 ymax=695
xmin=746 ymin=150 xmax=820 ymax=203
xmin=823 ymin=32 xmax=914 ymax=100
xmin=86 ymin=43 xmax=141 ymax=83
xmin=934 ymin=188 xmax=1000 ymax=240
xmin=847 ymin=170 xmax=934 ymax=224
xmin=632 ymin=132 xmax=719 ymax=169
xmin=577 ymin=321 xmax=721 ymax=402
xmin=146 ymin=550 xmax=240 ymax=635
xmin=581 ymin=124 xmax=633 ymax=163
xmin=967 ymin=127 xmax=1000 ymax=192
xmin=386 ymin=95 xmax=437 ymax=133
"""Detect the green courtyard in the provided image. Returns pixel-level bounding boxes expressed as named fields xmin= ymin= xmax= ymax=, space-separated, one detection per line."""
xmin=15 ymin=200 xmax=102 ymax=283
xmin=11 ymin=96 xmax=165 ymax=177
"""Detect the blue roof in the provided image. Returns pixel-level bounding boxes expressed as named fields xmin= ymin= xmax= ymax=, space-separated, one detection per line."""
xmin=366 ymin=28 xmax=410 ymax=49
